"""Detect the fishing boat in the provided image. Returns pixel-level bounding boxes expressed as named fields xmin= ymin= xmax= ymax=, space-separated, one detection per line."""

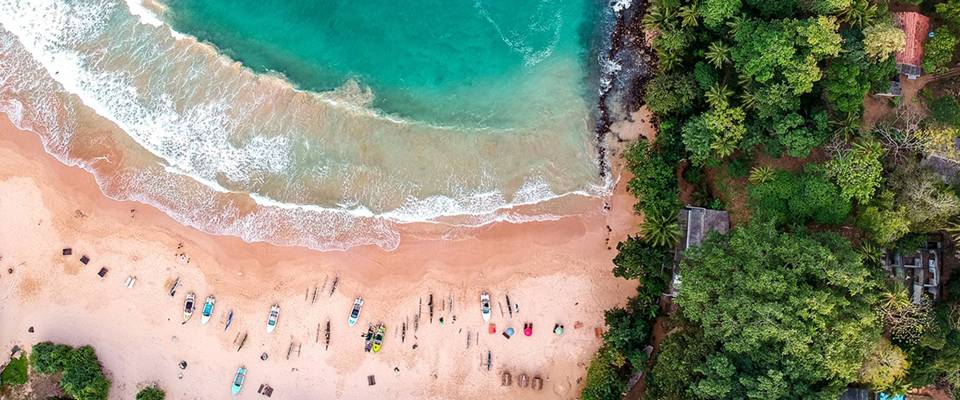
xmin=200 ymin=295 xmax=216 ymax=325
xmin=363 ymin=324 xmax=375 ymax=352
xmin=266 ymin=304 xmax=280 ymax=333
xmin=348 ymin=297 xmax=364 ymax=326
xmin=168 ymin=277 xmax=181 ymax=297
xmin=231 ymin=366 xmax=246 ymax=395
xmin=480 ymin=292 xmax=491 ymax=322
xmin=182 ymin=292 xmax=196 ymax=324
xmin=371 ymin=324 xmax=386 ymax=353
xmin=224 ymin=309 xmax=234 ymax=331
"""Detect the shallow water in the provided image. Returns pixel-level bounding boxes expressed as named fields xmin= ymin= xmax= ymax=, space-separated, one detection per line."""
xmin=0 ymin=0 xmax=615 ymax=251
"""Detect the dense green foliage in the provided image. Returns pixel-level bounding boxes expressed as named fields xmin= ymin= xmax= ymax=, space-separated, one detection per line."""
xmin=923 ymin=27 xmax=958 ymax=75
xmin=650 ymin=222 xmax=882 ymax=399
xmin=748 ymin=167 xmax=851 ymax=226
xmin=0 ymin=355 xmax=28 ymax=387
xmin=136 ymin=386 xmax=166 ymax=400
xmin=625 ymin=138 xmax=682 ymax=219
xmin=30 ymin=342 xmax=110 ymax=400
xmin=826 ymin=140 xmax=884 ymax=203
xmin=928 ymin=95 xmax=960 ymax=128
xmin=645 ymin=73 xmax=699 ymax=115
xmin=30 ymin=342 xmax=72 ymax=374
xmin=612 ymin=236 xmax=672 ymax=281
xmin=587 ymin=1 xmax=960 ymax=398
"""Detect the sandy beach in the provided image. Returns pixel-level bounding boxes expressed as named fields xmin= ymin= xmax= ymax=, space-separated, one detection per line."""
xmin=0 ymin=113 xmax=643 ymax=399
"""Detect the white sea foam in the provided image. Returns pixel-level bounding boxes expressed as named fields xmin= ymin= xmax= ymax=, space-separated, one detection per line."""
xmin=124 ymin=0 xmax=163 ymax=27
xmin=0 ymin=0 xmax=612 ymax=251
xmin=610 ymin=0 xmax=633 ymax=13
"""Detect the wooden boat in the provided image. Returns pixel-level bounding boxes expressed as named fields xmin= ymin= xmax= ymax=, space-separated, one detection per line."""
xmin=224 ymin=309 xmax=234 ymax=331
xmin=363 ymin=324 xmax=375 ymax=352
xmin=200 ymin=295 xmax=216 ymax=325
xmin=266 ymin=304 xmax=280 ymax=333
xmin=348 ymin=297 xmax=364 ymax=326
xmin=480 ymin=292 xmax=491 ymax=322
xmin=371 ymin=324 xmax=386 ymax=353
xmin=231 ymin=366 xmax=246 ymax=395
xmin=182 ymin=292 xmax=196 ymax=324
xmin=168 ymin=277 xmax=181 ymax=297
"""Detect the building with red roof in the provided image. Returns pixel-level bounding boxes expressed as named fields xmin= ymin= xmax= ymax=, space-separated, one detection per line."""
xmin=894 ymin=11 xmax=931 ymax=79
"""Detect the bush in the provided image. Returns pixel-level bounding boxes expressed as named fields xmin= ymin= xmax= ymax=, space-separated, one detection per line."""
xmin=0 ymin=355 xmax=28 ymax=387
xmin=30 ymin=342 xmax=73 ymax=374
xmin=30 ymin=343 xmax=110 ymax=400
xmin=136 ymin=386 xmax=166 ymax=400
xmin=748 ymin=169 xmax=851 ymax=226
xmin=61 ymin=346 xmax=110 ymax=400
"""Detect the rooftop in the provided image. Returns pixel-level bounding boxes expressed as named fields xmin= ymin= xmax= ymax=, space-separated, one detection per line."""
xmin=894 ymin=12 xmax=930 ymax=77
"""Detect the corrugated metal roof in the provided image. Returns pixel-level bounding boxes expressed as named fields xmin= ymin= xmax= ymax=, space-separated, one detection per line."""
xmin=895 ymin=12 xmax=931 ymax=70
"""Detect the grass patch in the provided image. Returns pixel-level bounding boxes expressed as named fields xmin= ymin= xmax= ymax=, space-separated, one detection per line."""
xmin=1 ymin=355 xmax=29 ymax=387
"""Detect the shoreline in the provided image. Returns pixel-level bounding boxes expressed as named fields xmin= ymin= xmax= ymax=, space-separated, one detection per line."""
xmin=0 ymin=112 xmax=646 ymax=398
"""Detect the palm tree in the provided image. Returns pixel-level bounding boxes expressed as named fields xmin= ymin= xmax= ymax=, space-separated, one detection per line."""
xmin=678 ymin=3 xmax=699 ymax=29
xmin=945 ymin=219 xmax=960 ymax=246
xmin=641 ymin=212 xmax=682 ymax=248
xmin=725 ymin=15 xmax=745 ymax=36
xmin=739 ymin=88 xmax=757 ymax=110
xmin=711 ymin=133 xmax=739 ymax=159
xmin=853 ymin=138 xmax=885 ymax=159
xmin=831 ymin=112 xmax=861 ymax=140
xmin=840 ymin=0 xmax=880 ymax=28
xmin=643 ymin=4 xmax=676 ymax=31
xmin=748 ymin=165 xmax=775 ymax=185
xmin=705 ymin=42 xmax=731 ymax=68
xmin=858 ymin=242 xmax=884 ymax=266
xmin=658 ymin=51 xmax=682 ymax=72
xmin=880 ymin=280 xmax=912 ymax=312
xmin=705 ymin=83 xmax=733 ymax=109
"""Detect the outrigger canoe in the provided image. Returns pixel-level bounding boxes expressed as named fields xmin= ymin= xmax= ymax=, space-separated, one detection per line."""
xmin=348 ymin=297 xmax=364 ymax=327
xmin=371 ymin=324 xmax=386 ymax=353
xmin=480 ymin=292 xmax=491 ymax=322
xmin=266 ymin=304 xmax=280 ymax=333
xmin=231 ymin=366 xmax=246 ymax=395
xmin=224 ymin=309 xmax=234 ymax=331
xmin=200 ymin=295 xmax=216 ymax=325
xmin=182 ymin=292 xmax=196 ymax=324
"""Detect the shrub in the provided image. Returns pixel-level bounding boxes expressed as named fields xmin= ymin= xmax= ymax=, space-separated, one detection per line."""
xmin=136 ymin=386 xmax=166 ymax=400
xmin=30 ymin=342 xmax=73 ymax=374
xmin=748 ymin=169 xmax=851 ymax=226
xmin=0 ymin=355 xmax=28 ymax=387
xmin=30 ymin=343 xmax=111 ymax=400
xmin=61 ymin=346 xmax=110 ymax=400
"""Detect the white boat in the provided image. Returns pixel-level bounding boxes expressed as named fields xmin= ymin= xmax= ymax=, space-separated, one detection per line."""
xmin=200 ymin=295 xmax=216 ymax=325
xmin=266 ymin=304 xmax=280 ymax=333
xmin=182 ymin=292 xmax=196 ymax=324
xmin=348 ymin=297 xmax=364 ymax=326
xmin=480 ymin=292 xmax=491 ymax=322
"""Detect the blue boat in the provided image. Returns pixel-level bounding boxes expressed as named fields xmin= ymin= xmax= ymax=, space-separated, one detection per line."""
xmin=231 ymin=366 xmax=246 ymax=395
xmin=200 ymin=295 xmax=216 ymax=325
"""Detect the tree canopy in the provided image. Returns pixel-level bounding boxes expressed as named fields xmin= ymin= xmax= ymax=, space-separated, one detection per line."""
xmin=651 ymin=222 xmax=882 ymax=399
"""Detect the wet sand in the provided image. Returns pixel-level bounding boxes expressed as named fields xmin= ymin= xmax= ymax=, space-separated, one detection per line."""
xmin=0 ymin=113 xmax=644 ymax=399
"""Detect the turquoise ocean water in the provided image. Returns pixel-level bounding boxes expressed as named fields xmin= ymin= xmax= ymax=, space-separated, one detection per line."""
xmin=0 ymin=0 xmax=613 ymax=250
xmin=163 ymin=0 xmax=596 ymax=127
